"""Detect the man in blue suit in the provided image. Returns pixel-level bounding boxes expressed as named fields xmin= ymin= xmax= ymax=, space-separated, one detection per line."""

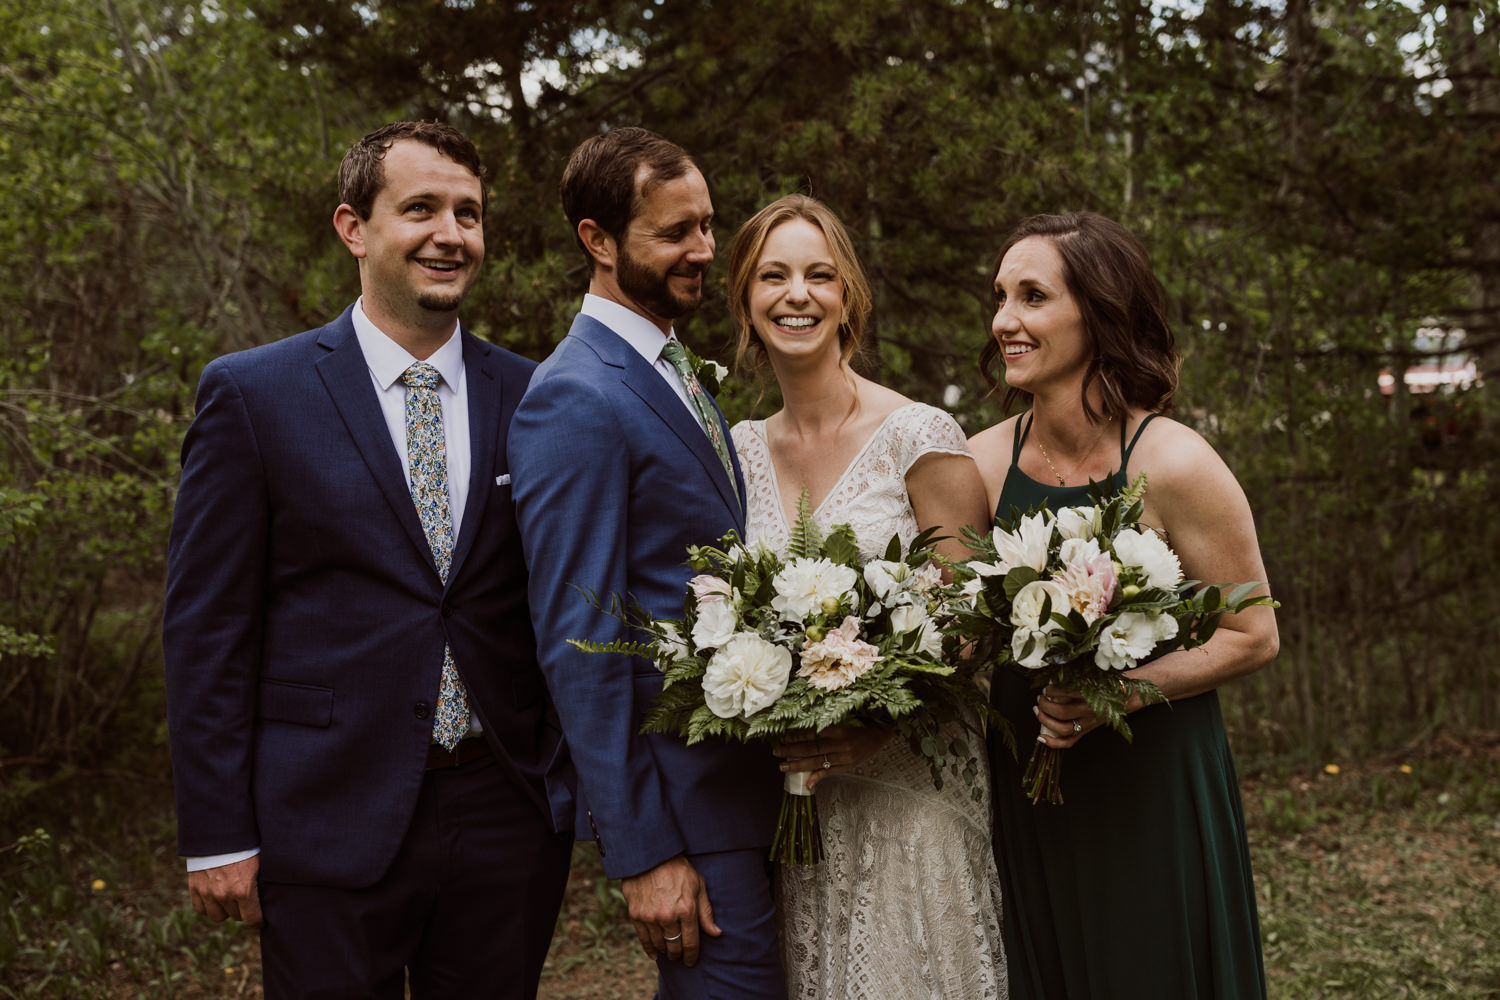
xmin=163 ymin=121 xmax=572 ymax=998
xmin=510 ymin=128 xmax=784 ymax=999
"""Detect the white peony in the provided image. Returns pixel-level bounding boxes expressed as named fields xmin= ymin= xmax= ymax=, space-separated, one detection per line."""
xmin=1094 ymin=611 xmax=1176 ymax=670
xmin=1055 ymin=506 xmax=1098 ymax=541
xmin=889 ymin=603 xmax=943 ymax=658
xmin=691 ymin=598 xmax=739 ymax=651
xmin=702 ymin=633 xmax=794 ymax=718
xmin=1010 ymin=579 xmax=1072 ymax=633
xmin=992 ymin=512 xmax=1053 ymax=573
xmin=1112 ymin=528 xmax=1183 ymax=589
xmin=771 ymin=558 xmax=858 ymax=622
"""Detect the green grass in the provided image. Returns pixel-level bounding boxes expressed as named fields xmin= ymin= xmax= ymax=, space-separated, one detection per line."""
xmin=1246 ymin=745 xmax=1500 ymax=999
xmin=0 ymin=777 xmax=256 ymax=999
xmin=3 ymin=740 xmax=1496 ymax=998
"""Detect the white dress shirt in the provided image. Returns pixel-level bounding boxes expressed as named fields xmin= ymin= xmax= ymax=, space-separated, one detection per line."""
xmin=186 ymin=301 xmax=473 ymax=873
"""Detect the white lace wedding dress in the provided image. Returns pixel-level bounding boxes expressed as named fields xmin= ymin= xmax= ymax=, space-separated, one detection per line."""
xmin=732 ymin=402 xmax=1008 ymax=1000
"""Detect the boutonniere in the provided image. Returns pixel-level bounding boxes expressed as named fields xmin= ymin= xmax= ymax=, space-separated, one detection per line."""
xmin=687 ymin=349 xmax=728 ymax=396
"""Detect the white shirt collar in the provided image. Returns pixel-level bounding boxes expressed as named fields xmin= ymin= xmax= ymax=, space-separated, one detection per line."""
xmin=352 ymin=298 xmax=464 ymax=391
xmin=581 ymin=293 xmax=677 ymax=366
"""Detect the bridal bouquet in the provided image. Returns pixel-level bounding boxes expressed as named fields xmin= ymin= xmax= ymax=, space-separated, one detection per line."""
xmin=939 ymin=474 xmax=1275 ymax=805
xmin=570 ymin=496 xmax=990 ymax=866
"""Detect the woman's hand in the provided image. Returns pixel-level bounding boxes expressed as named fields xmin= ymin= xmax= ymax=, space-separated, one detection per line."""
xmin=1034 ymin=683 xmax=1108 ymax=749
xmin=774 ymin=724 xmax=893 ymax=790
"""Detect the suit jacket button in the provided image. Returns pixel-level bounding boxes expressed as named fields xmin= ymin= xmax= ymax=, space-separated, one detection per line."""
xmin=413 ymin=702 xmax=431 ymax=720
xmin=441 ymin=603 xmax=454 ymax=618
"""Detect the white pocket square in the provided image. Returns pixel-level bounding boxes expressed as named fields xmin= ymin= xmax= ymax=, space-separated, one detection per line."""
xmin=495 ymin=474 xmax=511 ymax=486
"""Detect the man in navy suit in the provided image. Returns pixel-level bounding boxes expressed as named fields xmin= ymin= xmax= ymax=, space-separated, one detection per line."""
xmin=163 ymin=121 xmax=572 ymax=998
xmin=509 ymin=128 xmax=784 ymax=999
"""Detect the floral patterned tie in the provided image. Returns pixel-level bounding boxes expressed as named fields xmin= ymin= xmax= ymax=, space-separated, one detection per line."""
xmin=659 ymin=338 xmax=738 ymax=500
xmin=402 ymin=362 xmax=470 ymax=751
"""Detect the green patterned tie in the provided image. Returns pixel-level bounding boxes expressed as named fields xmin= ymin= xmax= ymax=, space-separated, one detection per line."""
xmin=402 ymin=362 xmax=470 ymax=751
xmin=659 ymin=338 xmax=738 ymax=498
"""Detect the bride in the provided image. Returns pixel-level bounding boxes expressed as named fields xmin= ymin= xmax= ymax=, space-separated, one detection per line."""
xmin=726 ymin=194 xmax=1008 ymax=999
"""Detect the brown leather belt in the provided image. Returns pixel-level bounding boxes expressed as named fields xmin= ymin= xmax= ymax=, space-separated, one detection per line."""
xmin=425 ymin=738 xmax=492 ymax=770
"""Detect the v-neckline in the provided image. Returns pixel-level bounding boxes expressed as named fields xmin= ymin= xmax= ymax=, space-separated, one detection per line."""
xmin=759 ymin=402 xmax=920 ymax=536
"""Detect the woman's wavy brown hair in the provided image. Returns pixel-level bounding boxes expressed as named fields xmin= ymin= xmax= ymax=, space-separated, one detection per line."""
xmin=978 ymin=212 xmax=1180 ymax=423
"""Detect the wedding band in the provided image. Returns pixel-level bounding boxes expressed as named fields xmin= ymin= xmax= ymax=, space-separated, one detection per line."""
xmin=664 ymin=933 xmax=681 ymax=942
xmin=1072 ymin=720 xmax=1082 ymax=735
xmin=822 ymin=758 xmax=832 ymax=770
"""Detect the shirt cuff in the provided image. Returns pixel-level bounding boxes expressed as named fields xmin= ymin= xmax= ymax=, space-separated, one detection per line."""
xmin=185 ymin=847 xmax=261 ymax=872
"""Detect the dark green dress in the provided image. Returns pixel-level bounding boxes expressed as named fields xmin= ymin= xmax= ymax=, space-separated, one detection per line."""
xmin=989 ymin=413 xmax=1266 ymax=999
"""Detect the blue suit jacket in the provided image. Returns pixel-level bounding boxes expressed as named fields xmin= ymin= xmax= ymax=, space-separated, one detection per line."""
xmin=163 ymin=305 xmax=571 ymax=888
xmin=509 ymin=314 xmax=782 ymax=880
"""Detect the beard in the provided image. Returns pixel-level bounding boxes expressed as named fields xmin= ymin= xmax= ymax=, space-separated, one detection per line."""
xmin=617 ymin=243 xmax=705 ymax=322
xmin=416 ymin=286 xmax=469 ymax=313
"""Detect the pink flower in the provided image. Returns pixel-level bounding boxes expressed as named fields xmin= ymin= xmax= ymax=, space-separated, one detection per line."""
xmin=1052 ymin=549 xmax=1117 ymax=624
xmin=797 ymin=616 xmax=882 ymax=691
xmin=689 ymin=574 xmax=733 ymax=603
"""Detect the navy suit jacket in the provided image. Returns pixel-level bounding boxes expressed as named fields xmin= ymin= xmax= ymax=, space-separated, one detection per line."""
xmin=509 ymin=313 xmax=782 ymax=881
xmin=163 ymin=305 xmax=571 ymax=888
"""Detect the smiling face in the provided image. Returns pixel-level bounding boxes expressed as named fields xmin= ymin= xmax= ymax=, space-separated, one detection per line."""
xmin=336 ymin=138 xmax=484 ymax=342
xmin=991 ymin=235 xmax=1093 ymax=396
xmin=608 ymin=165 xmax=716 ymax=330
xmin=747 ymin=218 xmax=845 ymax=368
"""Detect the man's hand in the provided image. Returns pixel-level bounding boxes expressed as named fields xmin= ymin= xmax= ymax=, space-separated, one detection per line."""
xmin=620 ymin=855 xmax=721 ymax=966
xmin=188 ymin=855 xmax=263 ymax=927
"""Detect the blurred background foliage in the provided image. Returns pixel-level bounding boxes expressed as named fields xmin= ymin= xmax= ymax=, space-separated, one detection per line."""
xmin=2 ymin=0 xmax=1496 ymax=819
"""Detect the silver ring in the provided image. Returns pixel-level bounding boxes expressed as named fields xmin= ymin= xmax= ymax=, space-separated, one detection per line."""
xmin=822 ymin=758 xmax=832 ymax=770
xmin=1072 ymin=721 xmax=1082 ymax=735
xmin=664 ymin=933 xmax=681 ymax=942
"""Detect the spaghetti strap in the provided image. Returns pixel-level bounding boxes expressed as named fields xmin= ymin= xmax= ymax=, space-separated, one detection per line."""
xmin=1121 ymin=413 xmax=1159 ymax=465
xmin=1010 ymin=412 xmax=1033 ymax=471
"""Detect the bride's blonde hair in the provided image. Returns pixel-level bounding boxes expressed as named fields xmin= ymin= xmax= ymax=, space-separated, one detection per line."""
xmin=727 ymin=194 xmax=873 ymax=379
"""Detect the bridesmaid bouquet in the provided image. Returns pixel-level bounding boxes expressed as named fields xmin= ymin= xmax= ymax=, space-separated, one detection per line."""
xmin=570 ymin=494 xmax=991 ymax=866
xmin=938 ymin=474 xmax=1276 ymax=805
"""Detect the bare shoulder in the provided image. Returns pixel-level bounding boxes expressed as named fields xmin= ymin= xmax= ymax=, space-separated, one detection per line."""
xmin=1126 ymin=415 xmax=1224 ymax=484
xmin=1126 ymin=414 xmax=1252 ymax=529
xmin=854 ymin=377 xmax=916 ymax=422
xmin=967 ymin=413 xmax=1021 ymax=511
xmin=968 ymin=414 xmax=1019 ymax=470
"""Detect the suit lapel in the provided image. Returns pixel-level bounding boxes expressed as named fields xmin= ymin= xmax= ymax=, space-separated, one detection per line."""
xmin=573 ymin=318 xmax=743 ymax=521
xmin=450 ymin=330 xmax=495 ymax=580
xmin=314 ymin=314 xmax=435 ymax=573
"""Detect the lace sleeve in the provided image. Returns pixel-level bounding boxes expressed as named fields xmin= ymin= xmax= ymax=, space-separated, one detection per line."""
xmin=891 ymin=403 xmax=972 ymax=475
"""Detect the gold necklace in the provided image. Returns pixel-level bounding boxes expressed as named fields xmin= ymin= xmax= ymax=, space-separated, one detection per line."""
xmin=1034 ymin=421 xmax=1109 ymax=487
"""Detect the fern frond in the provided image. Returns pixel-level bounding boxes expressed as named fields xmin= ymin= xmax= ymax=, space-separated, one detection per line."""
xmin=566 ymin=638 xmax=654 ymax=657
xmin=787 ymin=488 xmax=824 ymax=559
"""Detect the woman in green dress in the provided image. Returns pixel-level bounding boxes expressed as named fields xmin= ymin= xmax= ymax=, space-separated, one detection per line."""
xmin=967 ymin=212 xmax=1279 ymax=999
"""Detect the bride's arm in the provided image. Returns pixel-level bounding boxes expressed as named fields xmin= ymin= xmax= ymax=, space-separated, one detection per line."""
xmin=907 ymin=451 xmax=992 ymax=571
